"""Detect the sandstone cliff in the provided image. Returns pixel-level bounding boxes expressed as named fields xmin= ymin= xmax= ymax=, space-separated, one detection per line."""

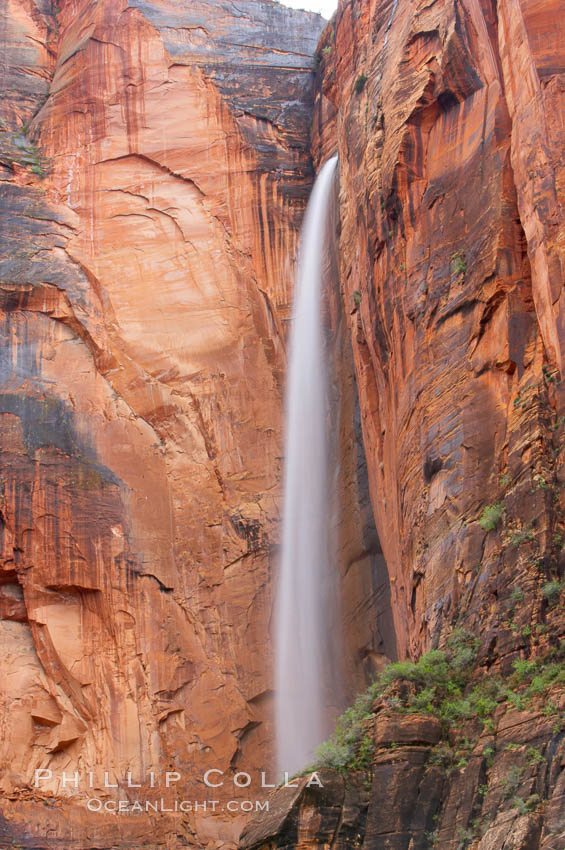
xmin=313 ymin=0 xmax=564 ymax=662
xmin=241 ymin=0 xmax=565 ymax=848
xmin=0 ymin=1 xmax=330 ymax=846
xmin=2 ymin=0 xmax=564 ymax=847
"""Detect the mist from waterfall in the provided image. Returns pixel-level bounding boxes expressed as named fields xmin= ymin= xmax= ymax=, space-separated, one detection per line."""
xmin=275 ymin=155 xmax=339 ymax=778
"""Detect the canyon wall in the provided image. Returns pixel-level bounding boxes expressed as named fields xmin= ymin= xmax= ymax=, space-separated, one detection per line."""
xmin=0 ymin=1 xmax=334 ymax=847
xmin=2 ymin=0 xmax=564 ymax=847
xmin=313 ymin=0 xmax=565 ymax=663
xmin=240 ymin=0 xmax=565 ymax=848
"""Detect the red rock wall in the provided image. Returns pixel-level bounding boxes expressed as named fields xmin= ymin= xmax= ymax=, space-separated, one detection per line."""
xmin=2 ymin=0 xmax=563 ymax=846
xmin=0 ymin=1 xmax=329 ymax=846
xmin=313 ymin=0 xmax=565 ymax=664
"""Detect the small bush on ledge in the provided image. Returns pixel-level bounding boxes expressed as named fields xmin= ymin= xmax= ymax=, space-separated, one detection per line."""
xmin=450 ymin=250 xmax=467 ymax=276
xmin=478 ymin=503 xmax=503 ymax=532
xmin=542 ymin=579 xmax=564 ymax=605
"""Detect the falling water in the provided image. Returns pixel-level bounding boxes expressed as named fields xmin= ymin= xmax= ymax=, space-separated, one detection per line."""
xmin=275 ymin=155 xmax=338 ymax=778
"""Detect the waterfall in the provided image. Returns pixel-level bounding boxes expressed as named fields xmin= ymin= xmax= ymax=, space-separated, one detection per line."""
xmin=275 ymin=155 xmax=338 ymax=778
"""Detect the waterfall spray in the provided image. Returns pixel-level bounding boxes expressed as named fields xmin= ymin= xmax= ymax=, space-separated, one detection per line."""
xmin=275 ymin=155 xmax=338 ymax=778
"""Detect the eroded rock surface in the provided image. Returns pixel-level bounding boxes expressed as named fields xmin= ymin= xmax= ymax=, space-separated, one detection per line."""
xmin=313 ymin=0 xmax=565 ymax=665
xmin=241 ymin=708 xmax=565 ymax=850
xmin=0 ymin=1 xmax=328 ymax=846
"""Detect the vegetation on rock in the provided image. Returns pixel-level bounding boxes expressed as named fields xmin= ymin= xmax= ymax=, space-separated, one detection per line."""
xmin=450 ymin=250 xmax=467 ymax=276
xmin=310 ymin=630 xmax=565 ymax=774
xmin=0 ymin=120 xmax=50 ymax=177
xmin=478 ymin=502 xmax=504 ymax=532
xmin=354 ymin=74 xmax=367 ymax=94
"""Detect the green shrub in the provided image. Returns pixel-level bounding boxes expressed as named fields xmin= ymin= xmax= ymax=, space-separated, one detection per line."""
xmin=447 ymin=628 xmax=481 ymax=670
xmin=312 ymin=738 xmax=349 ymax=770
xmin=440 ymin=697 xmax=472 ymax=721
xmin=408 ymin=687 xmax=436 ymax=714
xmin=512 ymin=659 xmax=538 ymax=682
xmin=525 ymin=746 xmax=544 ymax=766
xmin=479 ymin=503 xmax=504 ymax=532
xmin=502 ymin=765 xmax=524 ymax=799
xmin=450 ymin=251 xmax=467 ymax=276
xmin=456 ymin=826 xmax=474 ymax=849
xmin=354 ymin=74 xmax=368 ymax=94
xmin=482 ymin=745 xmax=495 ymax=767
xmin=509 ymin=651 xmax=565 ymax=705
xmin=509 ymin=525 xmax=535 ymax=545
xmin=542 ymin=580 xmax=563 ymax=604
xmin=512 ymin=796 xmax=529 ymax=815
xmin=310 ymin=635 xmax=564 ymax=776
xmin=471 ymin=693 xmax=498 ymax=718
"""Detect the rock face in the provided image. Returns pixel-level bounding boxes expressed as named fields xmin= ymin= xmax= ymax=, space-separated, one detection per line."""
xmin=312 ymin=0 xmax=565 ymax=666
xmin=240 ymin=770 xmax=369 ymax=850
xmin=2 ymin=0 xmax=564 ymax=847
xmin=241 ymin=705 xmax=565 ymax=850
xmin=327 ymin=225 xmax=398 ymax=690
xmin=0 ymin=1 xmax=333 ymax=847
xmin=248 ymin=0 xmax=564 ymax=847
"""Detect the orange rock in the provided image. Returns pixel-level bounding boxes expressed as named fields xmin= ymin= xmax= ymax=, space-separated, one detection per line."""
xmin=312 ymin=0 xmax=564 ymax=664
xmin=373 ymin=712 xmax=442 ymax=746
xmin=0 ymin=1 xmax=326 ymax=846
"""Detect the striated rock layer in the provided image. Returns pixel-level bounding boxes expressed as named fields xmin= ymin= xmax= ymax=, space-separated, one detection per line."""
xmin=241 ymin=703 xmax=565 ymax=850
xmin=313 ymin=0 xmax=565 ymax=664
xmin=0 ymin=1 xmax=342 ymax=846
